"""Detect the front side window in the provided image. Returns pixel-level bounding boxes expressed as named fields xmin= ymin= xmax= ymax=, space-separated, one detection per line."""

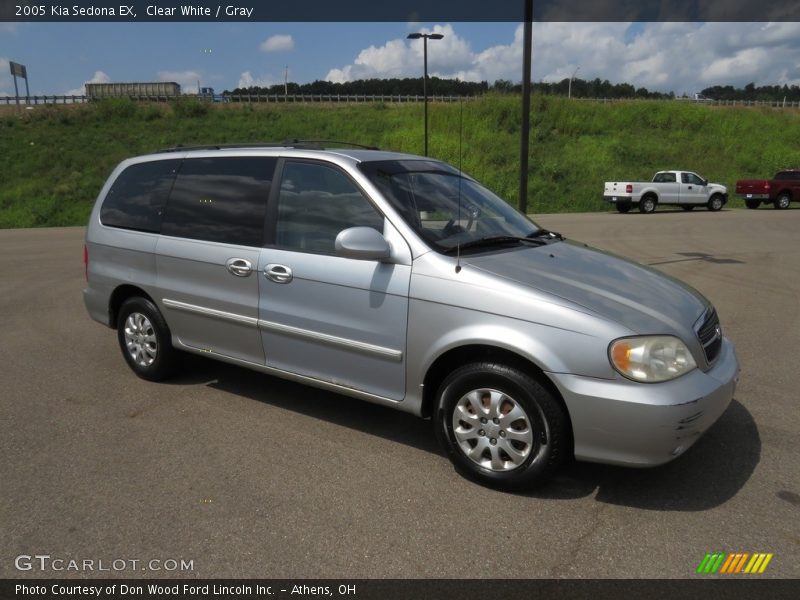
xmin=682 ymin=173 xmax=705 ymax=185
xmin=100 ymin=159 xmax=180 ymax=233
xmin=275 ymin=161 xmax=384 ymax=254
xmin=161 ymin=157 xmax=276 ymax=246
xmin=359 ymin=160 xmax=539 ymax=254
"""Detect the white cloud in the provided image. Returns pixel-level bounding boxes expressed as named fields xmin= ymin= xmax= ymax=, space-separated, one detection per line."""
xmin=65 ymin=70 xmax=111 ymax=96
xmin=327 ymin=24 xmax=473 ymax=83
xmin=157 ymin=70 xmax=202 ymax=92
xmin=237 ymin=71 xmax=277 ymax=89
xmin=260 ymin=34 xmax=294 ymax=53
xmin=326 ymin=22 xmax=800 ymax=94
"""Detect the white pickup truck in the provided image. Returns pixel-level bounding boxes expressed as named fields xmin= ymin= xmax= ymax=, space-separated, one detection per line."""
xmin=604 ymin=171 xmax=728 ymax=214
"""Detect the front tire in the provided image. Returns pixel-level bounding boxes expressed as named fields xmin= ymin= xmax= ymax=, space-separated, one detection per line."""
xmin=639 ymin=195 xmax=657 ymax=213
xmin=774 ymin=193 xmax=791 ymax=210
xmin=434 ymin=362 xmax=569 ymax=490
xmin=117 ymin=297 xmax=177 ymax=381
xmin=707 ymin=195 xmax=724 ymax=211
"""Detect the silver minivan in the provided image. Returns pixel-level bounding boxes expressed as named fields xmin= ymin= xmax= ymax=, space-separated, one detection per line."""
xmin=84 ymin=144 xmax=739 ymax=490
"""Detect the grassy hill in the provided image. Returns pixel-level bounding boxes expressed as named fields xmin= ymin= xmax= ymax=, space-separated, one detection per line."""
xmin=2 ymin=95 xmax=799 ymax=228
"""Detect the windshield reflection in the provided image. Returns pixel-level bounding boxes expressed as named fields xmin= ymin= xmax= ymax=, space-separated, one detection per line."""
xmin=360 ymin=160 xmax=540 ymax=253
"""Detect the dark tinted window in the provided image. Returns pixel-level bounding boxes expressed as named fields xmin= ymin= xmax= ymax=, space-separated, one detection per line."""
xmin=275 ymin=162 xmax=383 ymax=254
xmin=162 ymin=157 xmax=276 ymax=246
xmin=100 ymin=160 xmax=180 ymax=232
xmin=775 ymin=171 xmax=799 ymax=180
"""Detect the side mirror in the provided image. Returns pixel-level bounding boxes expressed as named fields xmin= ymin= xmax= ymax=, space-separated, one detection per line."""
xmin=334 ymin=227 xmax=391 ymax=261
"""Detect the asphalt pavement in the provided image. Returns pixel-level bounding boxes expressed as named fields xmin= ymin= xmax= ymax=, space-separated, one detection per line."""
xmin=1 ymin=207 xmax=798 ymax=579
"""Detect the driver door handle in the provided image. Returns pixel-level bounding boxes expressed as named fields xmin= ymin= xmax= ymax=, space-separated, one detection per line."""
xmin=264 ymin=264 xmax=293 ymax=284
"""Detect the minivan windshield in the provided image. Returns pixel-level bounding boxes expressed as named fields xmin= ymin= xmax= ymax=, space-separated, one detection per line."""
xmin=359 ymin=160 xmax=543 ymax=253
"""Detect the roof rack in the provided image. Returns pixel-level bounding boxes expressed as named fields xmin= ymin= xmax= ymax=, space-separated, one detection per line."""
xmin=283 ymin=139 xmax=381 ymax=150
xmin=155 ymin=142 xmax=289 ymax=153
xmin=155 ymin=140 xmax=380 ymax=154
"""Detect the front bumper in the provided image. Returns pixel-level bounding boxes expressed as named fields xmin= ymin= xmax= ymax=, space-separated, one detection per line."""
xmin=547 ymin=337 xmax=739 ymax=467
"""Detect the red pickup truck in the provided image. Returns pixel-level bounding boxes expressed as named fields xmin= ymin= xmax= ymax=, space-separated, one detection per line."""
xmin=735 ymin=170 xmax=800 ymax=209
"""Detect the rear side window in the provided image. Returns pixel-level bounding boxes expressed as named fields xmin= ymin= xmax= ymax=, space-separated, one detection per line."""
xmin=100 ymin=160 xmax=180 ymax=233
xmin=162 ymin=157 xmax=277 ymax=246
xmin=653 ymin=172 xmax=675 ymax=183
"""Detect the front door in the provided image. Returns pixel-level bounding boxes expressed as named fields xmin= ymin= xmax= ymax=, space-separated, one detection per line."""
xmin=680 ymin=172 xmax=707 ymax=205
xmin=258 ymin=160 xmax=411 ymax=401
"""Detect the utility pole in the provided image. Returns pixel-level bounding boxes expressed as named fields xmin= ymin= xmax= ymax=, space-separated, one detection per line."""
xmin=568 ymin=66 xmax=580 ymax=99
xmin=407 ymin=32 xmax=444 ymax=156
xmin=519 ymin=1 xmax=533 ymax=214
xmin=284 ymin=65 xmax=289 ymax=96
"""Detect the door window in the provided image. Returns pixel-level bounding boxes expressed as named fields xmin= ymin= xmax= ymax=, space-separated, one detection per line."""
xmin=162 ymin=157 xmax=277 ymax=246
xmin=681 ymin=173 xmax=705 ymax=185
xmin=275 ymin=162 xmax=384 ymax=254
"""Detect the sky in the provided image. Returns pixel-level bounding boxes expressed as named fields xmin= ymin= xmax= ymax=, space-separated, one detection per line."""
xmin=2 ymin=21 xmax=800 ymax=97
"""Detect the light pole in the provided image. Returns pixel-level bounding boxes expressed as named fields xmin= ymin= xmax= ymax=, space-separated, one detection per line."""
xmin=407 ymin=32 xmax=443 ymax=156
xmin=568 ymin=66 xmax=580 ymax=99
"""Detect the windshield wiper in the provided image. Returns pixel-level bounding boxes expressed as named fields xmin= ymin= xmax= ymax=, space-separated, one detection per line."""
xmin=442 ymin=235 xmax=546 ymax=255
xmin=528 ymin=228 xmax=565 ymax=240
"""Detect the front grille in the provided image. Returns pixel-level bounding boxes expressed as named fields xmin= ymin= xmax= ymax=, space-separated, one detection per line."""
xmin=696 ymin=307 xmax=722 ymax=363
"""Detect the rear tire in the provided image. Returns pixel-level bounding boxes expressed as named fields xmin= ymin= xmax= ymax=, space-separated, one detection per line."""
xmin=116 ymin=297 xmax=177 ymax=382
xmin=745 ymin=199 xmax=761 ymax=209
xmin=774 ymin=193 xmax=791 ymax=210
xmin=639 ymin=196 xmax=657 ymax=213
xmin=434 ymin=362 xmax=569 ymax=491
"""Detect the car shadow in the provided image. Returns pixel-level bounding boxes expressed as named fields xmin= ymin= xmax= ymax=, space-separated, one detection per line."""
xmin=527 ymin=399 xmax=760 ymax=511
xmin=170 ymin=354 xmax=759 ymax=511
xmin=169 ymin=353 xmax=440 ymax=455
xmin=610 ymin=208 xmax=730 ymax=215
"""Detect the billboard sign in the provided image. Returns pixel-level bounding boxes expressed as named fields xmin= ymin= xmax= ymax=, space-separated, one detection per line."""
xmin=9 ymin=62 xmax=27 ymax=79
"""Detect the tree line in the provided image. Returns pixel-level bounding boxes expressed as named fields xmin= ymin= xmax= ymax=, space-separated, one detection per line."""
xmin=224 ymin=77 xmax=800 ymax=101
xmin=700 ymin=83 xmax=800 ymax=102
xmin=225 ymin=77 xmax=488 ymax=97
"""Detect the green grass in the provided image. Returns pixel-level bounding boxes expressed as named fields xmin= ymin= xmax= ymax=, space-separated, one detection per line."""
xmin=2 ymin=95 xmax=799 ymax=228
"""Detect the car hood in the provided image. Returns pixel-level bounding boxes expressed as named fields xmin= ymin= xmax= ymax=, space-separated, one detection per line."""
xmin=464 ymin=240 xmax=708 ymax=336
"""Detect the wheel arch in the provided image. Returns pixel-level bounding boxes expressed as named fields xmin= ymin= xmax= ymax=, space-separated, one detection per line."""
xmin=641 ymin=191 xmax=659 ymax=202
xmin=108 ymin=284 xmax=158 ymax=329
xmin=420 ymin=344 xmax=574 ymax=455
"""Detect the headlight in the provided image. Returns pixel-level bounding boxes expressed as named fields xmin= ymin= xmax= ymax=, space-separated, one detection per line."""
xmin=609 ymin=336 xmax=696 ymax=383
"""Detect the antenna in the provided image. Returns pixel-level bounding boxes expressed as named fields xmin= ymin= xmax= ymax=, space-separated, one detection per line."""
xmin=455 ymin=97 xmax=464 ymax=274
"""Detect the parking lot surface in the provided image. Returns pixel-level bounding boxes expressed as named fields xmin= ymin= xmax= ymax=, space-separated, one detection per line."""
xmin=1 ymin=208 xmax=798 ymax=578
